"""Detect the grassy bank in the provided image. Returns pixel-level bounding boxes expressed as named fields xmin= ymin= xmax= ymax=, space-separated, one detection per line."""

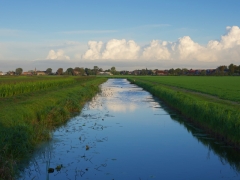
xmin=0 ymin=77 xmax=106 ymax=179
xmin=132 ymin=76 xmax=240 ymax=102
xmin=0 ymin=76 xmax=87 ymax=98
xmin=128 ymin=77 xmax=240 ymax=147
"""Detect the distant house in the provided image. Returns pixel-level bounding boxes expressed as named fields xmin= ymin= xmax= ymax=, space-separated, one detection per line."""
xmin=156 ymin=70 xmax=168 ymax=75
xmin=0 ymin=71 xmax=6 ymax=75
xmin=195 ymin=69 xmax=205 ymax=75
xmin=7 ymin=71 xmax=15 ymax=75
xmin=73 ymin=70 xmax=82 ymax=75
xmin=188 ymin=69 xmax=197 ymax=75
xmin=187 ymin=69 xmax=207 ymax=75
xmin=98 ymin=72 xmax=113 ymax=76
xmin=36 ymin=71 xmax=46 ymax=75
xmin=22 ymin=72 xmax=33 ymax=76
xmin=120 ymin=71 xmax=126 ymax=75
xmin=131 ymin=70 xmax=141 ymax=75
xmin=206 ymin=69 xmax=216 ymax=75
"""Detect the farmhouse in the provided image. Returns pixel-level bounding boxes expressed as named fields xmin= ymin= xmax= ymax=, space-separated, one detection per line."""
xmin=206 ymin=69 xmax=216 ymax=75
xmin=0 ymin=71 xmax=6 ymax=75
xmin=22 ymin=72 xmax=33 ymax=76
xmin=98 ymin=72 xmax=113 ymax=76
xmin=36 ymin=71 xmax=47 ymax=75
xmin=8 ymin=71 xmax=15 ymax=75
xmin=156 ymin=70 xmax=168 ymax=75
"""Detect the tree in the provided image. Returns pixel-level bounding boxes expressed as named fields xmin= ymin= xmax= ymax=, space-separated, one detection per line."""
xmin=175 ymin=68 xmax=182 ymax=75
xmin=140 ymin=69 xmax=147 ymax=75
xmin=182 ymin=68 xmax=188 ymax=75
xmin=200 ymin=70 xmax=206 ymax=76
xmin=94 ymin=66 xmax=99 ymax=70
xmin=15 ymin=68 xmax=23 ymax=75
xmin=216 ymin=65 xmax=227 ymax=75
xmin=237 ymin=65 xmax=240 ymax=74
xmin=228 ymin=63 xmax=237 ymax=75
xmin=57 ymin=68 xmax=63 ymax=75
xmin=218 ymin=65 xmax=227 ymax=72
xmin=85 ymin=68 xmax=93 ymax=75
xmin=110 ymin=66 xmax=116 ymax=75
xmin=74 ymin=67 xmax=80 ymax=75
xmin=79 ymin=68 xmax=85 ymax=75
xmin=74 ymin=67 xmax=85 ymax=75
xmin=111 ymin=66 xmax=116 ymax=71
xmin=168 ymin=68 xmax=175 ymax=75
xmin=74 ymin=67 xmax=81 ymax=72
xmin=46 ymin=68 xmax=52 ymax=75
xmin=93 ymin=66 xmax=99 ymax=75
xmin=66 ymin=68 xmax=74 ymax=75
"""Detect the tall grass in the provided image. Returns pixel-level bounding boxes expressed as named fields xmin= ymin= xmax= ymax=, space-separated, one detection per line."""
xmin=0 ymin=77 xmax=92 ymax=98
xmin=128 ymin=78 xmax=240 ymax=146
xmin=0 ymin=77 xmax=106 ymax=179
xmin=135 ymin=76 xmax=240 ymax=102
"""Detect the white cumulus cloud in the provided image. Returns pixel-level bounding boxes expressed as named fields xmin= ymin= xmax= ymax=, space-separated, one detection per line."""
xmin=82 ymin=39 xmax=140 ymax=60
xmin=206 ymin=26 xmax=240 ymax=62
xmin=140 ymin=26 xmax=240 ymax=63
xmin=38 ymin=26 xmax=240 ymax=68
xmin=46 ymin=49 xmax=70 ymax=60
xmin=102 ymin=39 xmax=140 ymax=60
xmin=82 ymin=41 xmax=103 ymax=60
xmin=208 ymin=26 xmax=240 ymax=50
xmin=170 ymin=36 xmax=217 ymax=62
xmin=142 ymin=40 xmax=171 ymax=60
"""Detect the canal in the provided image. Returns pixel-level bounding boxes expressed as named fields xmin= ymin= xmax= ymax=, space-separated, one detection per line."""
xmin=19 ymin=79 xmax=240 ymax=179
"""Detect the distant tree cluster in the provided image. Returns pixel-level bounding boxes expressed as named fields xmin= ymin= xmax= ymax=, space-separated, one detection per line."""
xmin=119 ymin=63 xmax=240 ymax=76
xmin=3 ymin=63 xmax=240 ymax=77
xmin=56 ymin=66 xmax=116 ymax=76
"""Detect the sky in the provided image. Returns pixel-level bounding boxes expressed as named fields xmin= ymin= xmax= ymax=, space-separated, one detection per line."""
xmin=0 ymin=0 xmax=240 ymax=72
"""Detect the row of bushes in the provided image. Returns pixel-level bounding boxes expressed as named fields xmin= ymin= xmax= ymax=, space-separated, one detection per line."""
xmin=128 ymin=78 xmax=240 ymax=146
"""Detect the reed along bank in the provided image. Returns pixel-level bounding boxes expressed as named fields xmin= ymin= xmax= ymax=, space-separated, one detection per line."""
xmin=0 ymin=76 xmax=106 ymax=179
xmin=128 ymin=77 xmax=240 ymax=148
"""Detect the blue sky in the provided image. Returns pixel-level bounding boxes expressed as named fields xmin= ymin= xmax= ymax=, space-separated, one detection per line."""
xmin=0 ymin=0 xmax=240 ymax=71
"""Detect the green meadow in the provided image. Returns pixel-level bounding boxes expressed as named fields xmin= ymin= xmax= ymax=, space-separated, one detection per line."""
xmin=131 ymin=76 xmax=240 ymax=102
xmin=127 ymin=76 xmax=240 ymax=148
xmin=0 ymin=76 xmax=106 ymax=179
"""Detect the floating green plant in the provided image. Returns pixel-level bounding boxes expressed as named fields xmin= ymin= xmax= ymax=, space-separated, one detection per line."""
xmin=55 ymin=164 xmax=63 ymax=171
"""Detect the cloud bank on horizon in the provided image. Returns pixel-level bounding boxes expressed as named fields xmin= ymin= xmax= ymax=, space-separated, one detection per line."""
xmin=80 ymin=26 xmax=240 ymax=64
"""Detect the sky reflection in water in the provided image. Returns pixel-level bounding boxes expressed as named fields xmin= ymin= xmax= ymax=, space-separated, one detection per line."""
xmin=19 ymin=79 xmax=240 ymax=180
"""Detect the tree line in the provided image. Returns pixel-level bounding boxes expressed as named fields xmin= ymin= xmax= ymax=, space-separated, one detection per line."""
xmin=120 ymin=63 xmax=240 ymax=76
xmin=4 ymin=63 xmax=240 ymax=76
xmin=5 ymin=66 xmax=118 ymax=76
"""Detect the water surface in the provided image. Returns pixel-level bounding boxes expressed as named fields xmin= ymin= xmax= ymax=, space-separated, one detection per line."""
xmin=19 ymin=79 xmax=240 ymax=179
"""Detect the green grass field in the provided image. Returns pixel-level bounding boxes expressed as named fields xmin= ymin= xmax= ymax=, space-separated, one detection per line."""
xmin=130 ymin=76 xmax=240 ymax=102
xmin=0 ymin=76 xmax=94 ymax=98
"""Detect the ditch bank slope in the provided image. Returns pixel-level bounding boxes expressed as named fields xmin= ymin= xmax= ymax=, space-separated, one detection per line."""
xmin=0 ymin=77 xmax=106 ymax=180
xmin=128 ymin=78 xmax=240 ymax=148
